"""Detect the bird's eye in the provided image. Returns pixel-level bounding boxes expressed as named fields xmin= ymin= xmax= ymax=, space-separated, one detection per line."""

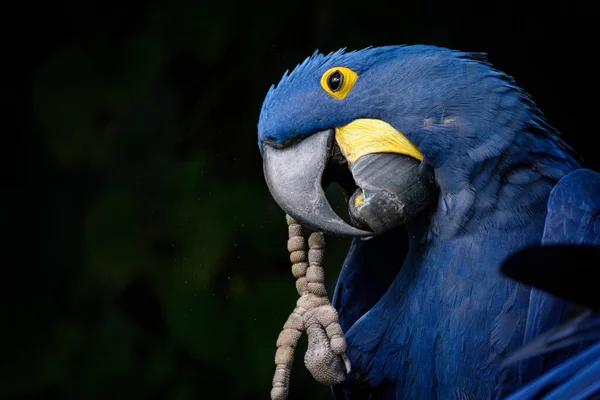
xmin=320 ymin=67 xmax=358 ymax=100
xmin=327 ymin=70 xmax=343 ymax=92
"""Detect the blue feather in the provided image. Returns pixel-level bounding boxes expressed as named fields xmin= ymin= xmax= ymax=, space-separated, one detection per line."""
xmin=503 ymin=311 xmax=600 ymax=367
xmin=501 ymin=168 xmax=600 ymax=399
xmin=504 ymin=340 xmax=600 ymax=400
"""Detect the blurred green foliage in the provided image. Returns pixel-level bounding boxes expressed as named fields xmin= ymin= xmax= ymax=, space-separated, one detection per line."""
xmin=8 ymin=1 xmax=354 ymax=399
xmin=7 ymin=1 xmax=589 ymax=399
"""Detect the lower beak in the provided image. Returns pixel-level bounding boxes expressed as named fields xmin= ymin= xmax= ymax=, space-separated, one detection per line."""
xmin=347 ymin=153 xmax=436 ymax=234
xmin=263 ymin=129 xmax=437 ymax=237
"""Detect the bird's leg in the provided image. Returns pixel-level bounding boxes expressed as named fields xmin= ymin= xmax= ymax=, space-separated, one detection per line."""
xmin=271 ymin=216 xmax=307 ymax=400
xmin=271 ymin=216 xmax=350 ymax=400
xmin=302 ymin=231 xmax=351 ymax=383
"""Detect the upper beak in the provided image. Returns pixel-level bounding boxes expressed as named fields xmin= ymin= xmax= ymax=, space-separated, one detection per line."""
xmin=263 ymin=130 xmax=372 ymax=237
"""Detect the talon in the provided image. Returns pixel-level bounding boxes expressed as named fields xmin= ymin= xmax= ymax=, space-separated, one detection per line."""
xmin=342 ymin=353 xmax=352 ymax=374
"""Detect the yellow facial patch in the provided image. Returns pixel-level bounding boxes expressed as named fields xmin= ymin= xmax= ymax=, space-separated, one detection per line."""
xmin=335 ymin=119 xmax=423 ymax=163
xmin=320 ymin=67 xmax=358 ymax=99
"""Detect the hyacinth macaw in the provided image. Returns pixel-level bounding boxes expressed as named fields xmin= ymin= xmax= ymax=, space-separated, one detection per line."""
xmin=257 ymin=45 xmax=599 ymax=398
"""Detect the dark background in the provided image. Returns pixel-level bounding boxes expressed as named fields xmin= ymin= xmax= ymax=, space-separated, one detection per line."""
xmin=5 ymin=1 xmax=593 ymax=399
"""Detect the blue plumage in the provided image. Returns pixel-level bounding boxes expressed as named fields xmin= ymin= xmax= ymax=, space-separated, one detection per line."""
xmin=500 ymin=168 xmax=600 ymax=399
xmin=543 ymin=169 xmax=600 ymax=247
xmin=506 ymin=339 xmax=600 ymax=400
xmin=257 ymin=45 xmax=598 ymax=398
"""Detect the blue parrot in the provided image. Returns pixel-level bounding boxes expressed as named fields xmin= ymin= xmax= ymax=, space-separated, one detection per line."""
xmin=257 ymin=45 xmax=599 ymax=398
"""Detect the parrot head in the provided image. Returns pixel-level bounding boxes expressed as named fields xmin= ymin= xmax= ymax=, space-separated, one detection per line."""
xmin=258 ymin=45 xmax=563 ymax=236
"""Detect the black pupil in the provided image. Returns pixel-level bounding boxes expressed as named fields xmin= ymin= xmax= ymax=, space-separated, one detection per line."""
xmin=327 ymin=71 xmax=343 ymax=92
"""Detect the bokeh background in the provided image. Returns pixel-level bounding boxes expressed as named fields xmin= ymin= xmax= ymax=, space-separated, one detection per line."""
xmin=6 ymin=1 xmax=593 ymax=399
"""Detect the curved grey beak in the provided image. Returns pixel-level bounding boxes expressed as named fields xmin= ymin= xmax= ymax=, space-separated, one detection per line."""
xmin=263 ymin=130 xmax=372 ymax=237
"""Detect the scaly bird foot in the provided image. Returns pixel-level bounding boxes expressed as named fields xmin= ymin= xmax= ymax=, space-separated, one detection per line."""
xmin=270 ymin=216 xmax=351 ymax=400
xmin=304 ymin=304 xmax=351 ymax=384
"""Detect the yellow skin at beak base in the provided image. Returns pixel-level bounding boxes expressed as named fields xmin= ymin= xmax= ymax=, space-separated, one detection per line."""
xmin=335 ymin=118 xmax=423 ymax=163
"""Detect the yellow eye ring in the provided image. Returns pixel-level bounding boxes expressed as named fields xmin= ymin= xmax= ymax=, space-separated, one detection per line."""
xmin=320 ymin=67 xmax=358 ymax=99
